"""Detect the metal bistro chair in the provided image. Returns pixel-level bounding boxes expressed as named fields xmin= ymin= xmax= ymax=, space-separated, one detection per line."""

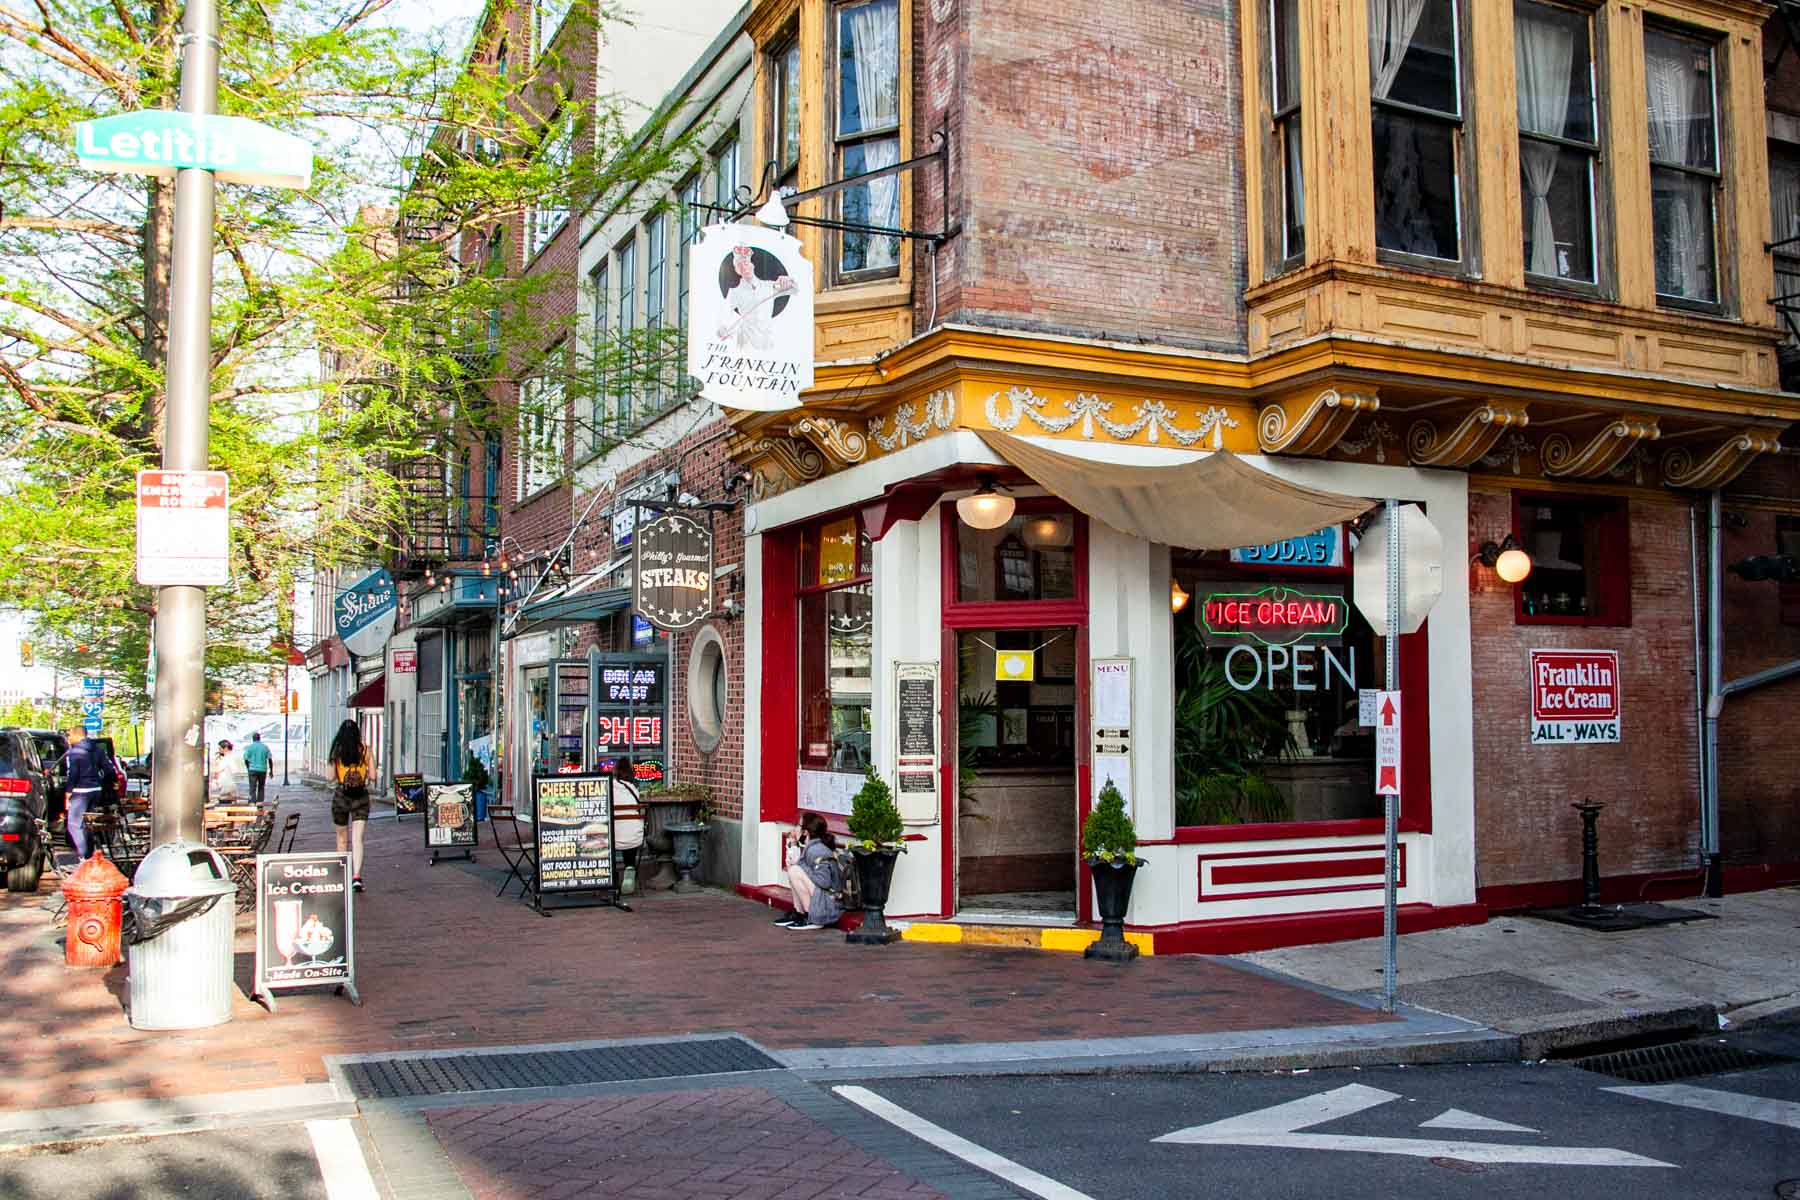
xmin=219 ymin=808 xmax=278 ymax=912
xmin=275 ymin=811 xmax=301 ymax=854
xmin=487 ymin=804 xmax=537 ymax=902
xmin=33 ymin=816 xmax=79 ymax=926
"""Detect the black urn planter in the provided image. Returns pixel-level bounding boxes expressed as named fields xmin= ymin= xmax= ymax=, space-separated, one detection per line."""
xmin=1084 ymin=859 xmax=1140 ymax=962
xmin=846 ymin=848 xmax=903 ymax=945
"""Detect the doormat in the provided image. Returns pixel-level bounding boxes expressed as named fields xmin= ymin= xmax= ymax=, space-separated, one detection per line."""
xmin=1528 ymin=902 xmax=1716 ymax=933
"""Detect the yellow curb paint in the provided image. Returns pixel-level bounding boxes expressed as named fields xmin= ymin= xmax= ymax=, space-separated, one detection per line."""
xmin=1125 ymin=932 xmax=1155 ymax=956
xmin=1040 ymin=928 xmax=1101 ymax=953
xmin=900 ymin=923 xmax=964 ymax=944
xmin=961 ymin=925 xmax=1041 ymax=948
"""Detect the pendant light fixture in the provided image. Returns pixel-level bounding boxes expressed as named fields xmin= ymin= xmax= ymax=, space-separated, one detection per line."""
xmin=955 ymin=476 xmax=1015 ymax=531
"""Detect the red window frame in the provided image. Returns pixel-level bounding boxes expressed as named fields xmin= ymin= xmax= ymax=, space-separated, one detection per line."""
xmin=1512 ymin=491 xmax=1632 ymax=628
xmin=797 ymin=513 xmax=873 ymax=771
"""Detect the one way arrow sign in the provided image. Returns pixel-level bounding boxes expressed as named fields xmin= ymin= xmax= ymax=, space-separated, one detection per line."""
xmin=1375 ymin=691 xmax=1401 ymax=795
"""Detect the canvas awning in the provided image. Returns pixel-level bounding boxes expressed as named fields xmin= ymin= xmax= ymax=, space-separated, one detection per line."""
xmin=347 ymin=674 xmax=385 ymax=710
xmin=977 ymin=431 xmax=1374 ymax=550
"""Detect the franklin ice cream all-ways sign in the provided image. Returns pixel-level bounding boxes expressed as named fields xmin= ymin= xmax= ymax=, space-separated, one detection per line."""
xmin=1530 ymin=649 xmax=1621 ymax=744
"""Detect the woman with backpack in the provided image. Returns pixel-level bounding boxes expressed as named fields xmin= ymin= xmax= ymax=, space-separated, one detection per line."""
xmin=773 ymin=811 xmax=843 ymax=930
xmin=328 ymin=719 xmax=372 ymax=892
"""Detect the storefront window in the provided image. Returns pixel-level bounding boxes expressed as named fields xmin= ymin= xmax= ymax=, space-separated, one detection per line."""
xmin=524 ymin=665 xmax=552 ymax=777
xmin=1515 ymin=494 xmax=1630 ymax=625
xmin=1174 ymin=548 xmax=1380 ymax=827
xmin=956 ymin=510 xmax=1077 ymax=603
xmin=799 ymin=514 xmax=873 ymax=772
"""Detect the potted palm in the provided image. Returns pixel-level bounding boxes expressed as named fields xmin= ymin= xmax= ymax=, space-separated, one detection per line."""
xmin=845 ymin=768 xmax=905 ymax=945
xmin=1082 ymin=780 xmax=1143 ymax=962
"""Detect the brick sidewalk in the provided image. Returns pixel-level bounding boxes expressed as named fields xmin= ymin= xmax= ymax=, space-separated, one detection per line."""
xmin=0 ymin=782 xmax=1389 ymax=1110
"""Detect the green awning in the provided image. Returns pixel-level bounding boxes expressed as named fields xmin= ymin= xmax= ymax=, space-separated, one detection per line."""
xmin=511 ymin=583 xmax=631 ymax=636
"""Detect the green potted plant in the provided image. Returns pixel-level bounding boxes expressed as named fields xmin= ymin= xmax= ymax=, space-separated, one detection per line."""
xmin=845 ymin=767 xmax=906 ymax=945
xmin=462 ymin=755 xmax=492 ymax=822
xmin=1081 ymin=779 xmax=1143 ymax=962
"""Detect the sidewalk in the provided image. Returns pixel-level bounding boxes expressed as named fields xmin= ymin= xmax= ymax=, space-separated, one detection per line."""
xmin=1241 ymin=886 xmax=1800 ymax=1053
xmin=0 ymin=782 xmax=1416 ymax=1119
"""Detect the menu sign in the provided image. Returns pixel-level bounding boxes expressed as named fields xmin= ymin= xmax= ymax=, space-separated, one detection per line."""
xmin=393 ymin=772 xmax=426 ymax=817
xmin=426 ymin=782 xmax=478 ymax=861
xmin=533 ymin=772 xmax=623 ymax=910
xmin=893 ymin=661 xmax=939 ymax=820
xmin=252 ymin=851 xmax=360 ymax=1011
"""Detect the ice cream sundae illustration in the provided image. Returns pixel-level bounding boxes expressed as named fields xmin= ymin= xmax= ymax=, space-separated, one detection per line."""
xmin=294 ymin=914 xmax=335 ymax=965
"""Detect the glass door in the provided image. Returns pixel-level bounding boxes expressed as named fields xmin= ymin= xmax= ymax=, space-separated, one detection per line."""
xmin=553 ymin=660 xmax=592 ymax=774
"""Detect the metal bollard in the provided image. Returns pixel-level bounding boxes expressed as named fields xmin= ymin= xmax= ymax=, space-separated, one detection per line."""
xmin=63 ymin=853 xmax=130 ymax=968
xmin=1572 ymin=799 xmax=1605 ymax=911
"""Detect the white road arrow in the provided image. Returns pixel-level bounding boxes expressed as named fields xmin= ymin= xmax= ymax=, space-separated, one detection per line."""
xmin=1153 ymin=1083 xmax=1674 ymax=1169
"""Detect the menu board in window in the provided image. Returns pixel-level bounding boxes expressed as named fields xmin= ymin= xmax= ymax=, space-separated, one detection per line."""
xmin=532 ymin=772 xmax=629 ymax=913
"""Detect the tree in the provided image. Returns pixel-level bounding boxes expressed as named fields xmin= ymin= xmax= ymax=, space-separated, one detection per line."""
xmin=0 ymin=0 xmax=704 ymax=713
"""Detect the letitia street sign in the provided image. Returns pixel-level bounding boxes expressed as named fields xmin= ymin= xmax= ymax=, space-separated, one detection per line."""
xmin=75 ymin=112 xmax=313 ymax=190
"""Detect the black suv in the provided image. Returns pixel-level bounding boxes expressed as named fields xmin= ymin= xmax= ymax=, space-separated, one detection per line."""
xmin=17 ymin=729 xmax=67 ymax=824
xmin=0 ymin=729 xmax=51 ymax=891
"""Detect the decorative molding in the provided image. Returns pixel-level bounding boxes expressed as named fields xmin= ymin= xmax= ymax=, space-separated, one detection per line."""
xmin=1660 ymin=430 xmax=1784 ymax=490
xmin=1406 ymin=400 xmax=1531 ymax=469
xmin=868 ymin=388 xmax=956 ymax=451
xmin=982 ymin=385 xmax=1238 ymax=448
xmin=1335 ymin=419 xmax=1399 ymax=463
xmin=1540 ymin=418 xmax=1660 ymax=478
xmin=1606 ymin=443 xmax=1656 ymax=486
xmin=1258 ymin=388 xmax=1379 ymax=456
xmin=788 ymin=415 xmax=869 ymax=467
xmin=1477 ymin=433 xmax=1535 ymax=475
xmin=753 ymin=436 xmax=826 ymax=484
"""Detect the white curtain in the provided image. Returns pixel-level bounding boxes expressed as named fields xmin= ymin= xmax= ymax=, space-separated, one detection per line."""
xmin=1515 ymin=12 xmax=1574 ymax=277
xmin=1645 ymin=42 xmax=1704 ymax=297
xmin=861 ymin=138 xmax=901 ymax=271
xmin=1369 ymin=0 xmax=1428 ymax=100
xmin=848 ymin=1 xmax=900 ymax=132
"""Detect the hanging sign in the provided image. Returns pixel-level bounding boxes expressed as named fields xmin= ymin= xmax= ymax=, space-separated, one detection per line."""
xmin=425 ymin=781 xmax=478 ymax=863
xmin=333 ymin=568 xmax=398 ymax=659
xmin=633 ymin=512 xmax=714 ymax=632
xmin=252 ymin=851 xmax=360 ymax=1011
xmin=136 ymin=470 xmax=229 ymax=586
xmin=76 ymin=111 xmax=313 ymax=189
xmin=995 ymin=650 xmax=1036 ymax=683
xmin=1230 ymin=526 xmax=1346 ymax=569
xmin=686 ymin=224 xmax=814 ymax=412
xmin=1530 ymin=649 xmax=1621 ymax=744
xmin=1201 ymin=585 xmax=1349 ymax=646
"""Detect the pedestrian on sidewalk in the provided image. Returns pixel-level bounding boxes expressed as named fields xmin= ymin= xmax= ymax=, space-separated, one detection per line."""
xmin=328 ymin=720 xmax=371 ymax=892
xmin=241 ymin=732 xmax=272 ymax=805
xmin=60 ymin=726 xmax=115 ymax=859
xmin=208 ymin=739 xmax=238 ymax=804
xmin=773 ymin=812 xmax=843 ymax=930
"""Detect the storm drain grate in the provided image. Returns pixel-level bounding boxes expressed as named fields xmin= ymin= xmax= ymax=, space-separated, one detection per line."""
xmin=1570 ymin=1041 xmax=1792 ymax=1085
xmin=341 ymin=1037 xmax=781 ymax=1099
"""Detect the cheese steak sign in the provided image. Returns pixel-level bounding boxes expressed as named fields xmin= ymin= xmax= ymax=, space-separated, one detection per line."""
xmin=1530 ymin=649 xmax=1621 ymax=744
xmin=633 ymin=512 xmax=713 ymax=632
xmin=685 ymin=223 xmax=814 ymax=411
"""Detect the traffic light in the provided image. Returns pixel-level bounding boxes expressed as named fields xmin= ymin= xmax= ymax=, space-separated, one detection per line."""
xmin=18 ymin=641 xmax=31 ymax=667
xmin=1729 ymin=555 xmax=1800 ymax=582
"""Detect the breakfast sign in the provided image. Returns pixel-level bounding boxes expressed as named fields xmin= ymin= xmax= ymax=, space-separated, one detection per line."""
xmin=532 ymin=772 xmax=630 ymax=913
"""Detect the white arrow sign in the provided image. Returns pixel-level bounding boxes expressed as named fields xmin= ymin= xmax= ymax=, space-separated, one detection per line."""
xmin=1152 ymin=1083 xmax=1673 ymax=1169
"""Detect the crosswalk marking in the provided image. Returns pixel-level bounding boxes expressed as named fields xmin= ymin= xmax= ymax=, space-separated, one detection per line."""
xmin=307 ymin=1118 xmax=380 ymax=1200
xmin=1605 ymin=1084 xmax=1800 ymax=1132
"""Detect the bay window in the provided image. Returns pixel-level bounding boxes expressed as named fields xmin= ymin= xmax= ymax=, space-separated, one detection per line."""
xmin=772 ymin=35 xmax=802 ymax=191
xmin=798 ymin=516 xmax=873 ymax=773
xmin=1515 ymin=0 xmax=1598 ymax=285
xmin=1271 ymin=0 xmax=1304 ymax=264
xmin=1369 ymin=0 xmax=1464 ymax=264
xmin=1774 ymin=144 xmax=1800 ymax=345
xmin=834 ymin=0 xmax=901 ymax=280
xmin=1645 ymin=26 xmax=1720 ymax=306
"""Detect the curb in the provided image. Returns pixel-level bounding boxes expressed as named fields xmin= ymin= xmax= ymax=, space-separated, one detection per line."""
xmin=1508 ymin=1003 xmax=1719 ymax=1060
xmin=0 ymin=1083 xmax=354 ymax=1153
xmin=896 ymin=920 xmax=1155 ymax=956
xmin=1721 ymin=993 xmax=1800 ymax=1031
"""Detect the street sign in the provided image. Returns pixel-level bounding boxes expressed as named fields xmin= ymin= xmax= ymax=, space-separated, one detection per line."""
xmin=1531 ymin=649 xmax=1621 ymax=744
xmin=82 ymin=676 xmax=105 ymax=698
xmin=84 ymin=716 xmax=103 ymax=734
xmin=80 ymin=698 xmax=104 ymax=719
xmin=75 ymin=112 xmax=313 ymax=189
xmin=136 ymin=470 xmax=229 ymax=586
xmin=1375 ymin=690 xmax=1401 ymax=795
xmin=1352 ymin=503 xmax=1443 ymax=636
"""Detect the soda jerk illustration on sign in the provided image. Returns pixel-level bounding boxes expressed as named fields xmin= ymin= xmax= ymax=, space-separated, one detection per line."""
xmin=686 ymin=224 xmax=814 ymax=412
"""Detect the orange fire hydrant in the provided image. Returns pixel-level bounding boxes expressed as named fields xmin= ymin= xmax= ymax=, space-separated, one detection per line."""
xmin=63 ymin=853 xmax=129 ymax=968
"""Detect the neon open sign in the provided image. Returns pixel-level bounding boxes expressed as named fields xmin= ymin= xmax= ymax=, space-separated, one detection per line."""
xmin=1201 ymin=586 xmax=1348 ymax=647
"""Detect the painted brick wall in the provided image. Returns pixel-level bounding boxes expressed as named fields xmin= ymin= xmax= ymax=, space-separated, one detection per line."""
xmin=1468 ymin=488 xmax=1703 ymax=891
xmin=948 ymin=0 xmax=1247 ymax=350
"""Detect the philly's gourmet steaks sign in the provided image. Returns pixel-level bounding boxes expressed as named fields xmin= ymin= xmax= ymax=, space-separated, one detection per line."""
xmin=633 ymin=512 xmax=714 ymax=632
xmin=686 ymin=224 xmax=814 ymax=411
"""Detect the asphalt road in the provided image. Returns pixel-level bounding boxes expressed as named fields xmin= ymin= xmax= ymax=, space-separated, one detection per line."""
xmin=837 ymin=1038 xmax=1800 ymax=1199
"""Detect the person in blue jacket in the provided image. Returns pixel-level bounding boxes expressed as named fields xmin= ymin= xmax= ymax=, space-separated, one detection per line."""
xmin=61 ymin=726 xmax=116 ymax=859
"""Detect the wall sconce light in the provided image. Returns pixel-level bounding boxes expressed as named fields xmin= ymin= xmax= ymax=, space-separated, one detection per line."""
xmin=955 ymin=476 xmax=1015 ymax=530
xmin=1170 ymin=578 xmax=1191 ymax=614
xmin=1475 ymin=533 xmax=1533 ymax=584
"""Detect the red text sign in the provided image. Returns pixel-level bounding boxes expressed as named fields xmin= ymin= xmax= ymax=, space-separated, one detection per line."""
xmin=1530 ymin=649 xmax=1621 ymax=744
xmin=1200 ymin=586 xmax=1349 ymax=647
xmin=136 ymin=469 xmax=230 ymax=586
xmin=595 ymin=716 xmax=664 ymax=747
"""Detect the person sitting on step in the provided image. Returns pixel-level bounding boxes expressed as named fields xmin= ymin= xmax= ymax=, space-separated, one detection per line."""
xmin=773 ymin=811 xmax=843 ymax=931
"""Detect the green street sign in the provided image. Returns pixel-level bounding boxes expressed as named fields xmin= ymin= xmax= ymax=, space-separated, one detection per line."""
xmin=74 ymin=111 xmax=312 ymax=190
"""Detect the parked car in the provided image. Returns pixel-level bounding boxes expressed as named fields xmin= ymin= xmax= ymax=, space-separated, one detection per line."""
xmin=10 ymin=729 xmax=67 ymax=825
xmin=0 ymin=729 xmax=51 ymax=892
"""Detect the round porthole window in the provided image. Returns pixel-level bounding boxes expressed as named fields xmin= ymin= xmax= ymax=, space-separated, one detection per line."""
xmin=687 ymin=627 xmax=729 ymax=754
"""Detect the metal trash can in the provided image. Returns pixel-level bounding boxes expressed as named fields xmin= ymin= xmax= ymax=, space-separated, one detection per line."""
xmin=125 ymin=842 xmax=237 ymax=1030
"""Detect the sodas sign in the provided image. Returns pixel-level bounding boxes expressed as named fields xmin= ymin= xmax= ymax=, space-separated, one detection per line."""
xmin=1530 ymin=649 xmax=1621 ymax=744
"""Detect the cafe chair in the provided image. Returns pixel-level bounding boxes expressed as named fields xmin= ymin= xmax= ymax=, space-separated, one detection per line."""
xmin=487 ymin=804 xmax=536 ymax=902
xmin=275 ymin=812 xmax=301 ymax=854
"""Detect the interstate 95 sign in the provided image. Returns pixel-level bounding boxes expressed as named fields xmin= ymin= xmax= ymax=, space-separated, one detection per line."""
xmin=685 ymin=223 xmax=814 ymax=412
xmin=1530 ymin=649 xmax=1621 ymax=744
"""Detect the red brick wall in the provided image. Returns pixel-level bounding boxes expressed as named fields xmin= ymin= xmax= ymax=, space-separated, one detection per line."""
xmin=1468 ymin=488 xmax=1703 ymax=891
xmin=911 ymin=0 xmax=967 ymax=333
xmin=951 ymin=0 xmax=1247 ymax=349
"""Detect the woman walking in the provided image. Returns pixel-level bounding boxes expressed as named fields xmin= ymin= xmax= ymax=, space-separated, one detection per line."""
xmin=328 ymin=720 xmax=372 ymax=892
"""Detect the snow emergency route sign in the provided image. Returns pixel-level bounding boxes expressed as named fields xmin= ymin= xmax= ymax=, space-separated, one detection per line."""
xmin=1374 ymin=691 xmax=1401 ymax=796
xmin=1530 ymin=649 xmax=1620 ymax=744
xmin=136 ymin=470 xmax=229 ymax=586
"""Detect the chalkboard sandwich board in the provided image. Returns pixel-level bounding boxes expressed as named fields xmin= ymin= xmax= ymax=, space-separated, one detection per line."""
xmin=426 ymin=782 xmax=478 ymax=864
xmin=252 ymin=851 xmax=361 ymax=1012
xmin=393 ymin=772 xmax=426 ymax=818
xmin=531 ymin=772 xmax=630 ymax=915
